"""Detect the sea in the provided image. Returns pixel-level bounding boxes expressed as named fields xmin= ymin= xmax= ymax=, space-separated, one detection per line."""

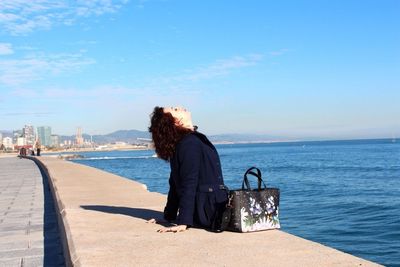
xmin=69 ymin=138 xmax=400 ymax=266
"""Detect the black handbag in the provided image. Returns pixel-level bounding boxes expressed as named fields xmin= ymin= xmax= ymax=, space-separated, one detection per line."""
xmin=221 ymin=167 xmax=280 ymax=232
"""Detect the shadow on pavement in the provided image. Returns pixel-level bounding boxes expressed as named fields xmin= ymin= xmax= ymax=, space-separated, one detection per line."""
xmin=36 ymin=161 xmax=66 ymax=267
xmin=81 ymin=205 xmax=169 ymax=226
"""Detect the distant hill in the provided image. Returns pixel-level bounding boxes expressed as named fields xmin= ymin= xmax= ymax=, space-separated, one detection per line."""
xmin=92 ymin=129 xmax=151 ymax=143
xmin=0 ymin=130 xmax=13 ymax=138
xmin=60 ymin=129 xmax=151 ymax=144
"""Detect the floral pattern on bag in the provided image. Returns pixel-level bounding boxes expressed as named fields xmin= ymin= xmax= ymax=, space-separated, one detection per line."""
xmin=240 ymin=195 xmax=280 ymax=232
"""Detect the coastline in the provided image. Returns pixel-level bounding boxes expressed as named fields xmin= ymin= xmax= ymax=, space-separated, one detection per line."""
xmin=42 ymin=146 xmax=151 ymax=154
xmin=2 ymin=137 xmax=395 ymax=157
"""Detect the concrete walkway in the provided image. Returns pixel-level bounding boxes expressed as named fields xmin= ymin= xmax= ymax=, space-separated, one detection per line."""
xmin=0 ymin=157 xmax=65 ymax=267
xmin=30 ymin=156 xmax=381 ymax=267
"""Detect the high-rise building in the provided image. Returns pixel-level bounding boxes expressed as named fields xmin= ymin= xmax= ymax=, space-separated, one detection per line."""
xmin=37 ymin=126 xmax=52 ymax=147
xmin=23 ymin=125 xmax=35 ymax=146
xmin=51 ymin=135 xmax=60 ymax=147
xmin=76 ymin=127 xmax=84 ymax=146
xmin=13 ymin=130 xmax=22 ymax=144
xmin=0 ymin=133 xmax=2 ymax=144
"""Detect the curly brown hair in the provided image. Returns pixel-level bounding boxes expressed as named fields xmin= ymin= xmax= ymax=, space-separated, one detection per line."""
xmin=149 ymin=106 xmax=193 ymax=161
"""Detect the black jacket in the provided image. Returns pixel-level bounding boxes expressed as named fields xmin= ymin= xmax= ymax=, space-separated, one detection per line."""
xmin=163 ymin=132 xmax=228 ymax=228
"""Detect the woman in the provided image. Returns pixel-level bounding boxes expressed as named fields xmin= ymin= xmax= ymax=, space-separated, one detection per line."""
xmin=148 ymin=106 xmax=228 ymax=233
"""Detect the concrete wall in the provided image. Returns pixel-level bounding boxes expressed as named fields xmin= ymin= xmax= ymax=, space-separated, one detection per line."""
xmin=30 ymin=156 xmax=381 ymax=267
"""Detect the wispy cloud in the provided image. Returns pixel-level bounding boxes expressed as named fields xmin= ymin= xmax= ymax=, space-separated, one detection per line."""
xmin=0 ymin=0 xmax=129 ymax=35
xmin=9 ymin=89 xmax=39 ymax=98
xmin=8 ymin=85 xmax=156 ymax=119
xmin=0 ymin=43 xmax=13 ymax=55
xmin=6 ymin=53 xmax=264 ymax=102
xmin=2 ymin=111 xmax=57 ymax=117
xmin=11 ymin=86 xmax=141 ymax=99
xmin=0 ymin=51 xmax=95 ymax=86
xmin=136 ymin=0 xmax=149 ymax=9
xmin=160 ymin=54 xmax=264 ymax=83
xmin=43 ymin=86 xmax=136 ymax=98
xmin=269 ymin=48 xmax=290 ymax=56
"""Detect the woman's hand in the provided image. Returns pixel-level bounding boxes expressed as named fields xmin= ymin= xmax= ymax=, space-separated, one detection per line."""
xmin=157 ymin=225 xmax=187 ymax=233
xmin=147 ymin=218 xmax=187 ymax=232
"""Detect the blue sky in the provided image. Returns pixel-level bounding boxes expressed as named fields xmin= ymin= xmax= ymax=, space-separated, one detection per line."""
xmin=0 ymin=0 xmax=399 ymax=139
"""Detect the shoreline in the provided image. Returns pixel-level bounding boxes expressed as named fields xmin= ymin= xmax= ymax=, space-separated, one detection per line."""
xmin=42 ymin=147 xmax=151 ymax=154
xmin=1 ymin=137 xmax=395 ymax=157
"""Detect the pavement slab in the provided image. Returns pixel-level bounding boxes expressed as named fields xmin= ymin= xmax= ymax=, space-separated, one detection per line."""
xmin=0 ymin=157 xmax=65 ymax=267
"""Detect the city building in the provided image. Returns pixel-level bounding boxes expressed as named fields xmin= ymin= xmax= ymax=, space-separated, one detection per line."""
xmin=37 ymin=126 xmax=52 ymax=147
xmin=23 ymin=125 xmax=35 ymax=146
xmin=0 ymin=133 xmax=2 ymax=144
xmin=76 ymin=127 xmax=84 ymax=146
xmin=13 ymin=130 xmax=22 ymax=144
xmin=62 ymin=139 xmax=73 ymax=147
xmin=51 ymin=134 xmax=60 ymax=147
xmin=3 ymin=137 xmax=13 ymax=149
xmin=17 ymin=137 xmax=26 ymax=146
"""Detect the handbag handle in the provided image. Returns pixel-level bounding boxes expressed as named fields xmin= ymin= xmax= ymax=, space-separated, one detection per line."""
xmin=242 ymin=167 xmax=267 ymax=191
